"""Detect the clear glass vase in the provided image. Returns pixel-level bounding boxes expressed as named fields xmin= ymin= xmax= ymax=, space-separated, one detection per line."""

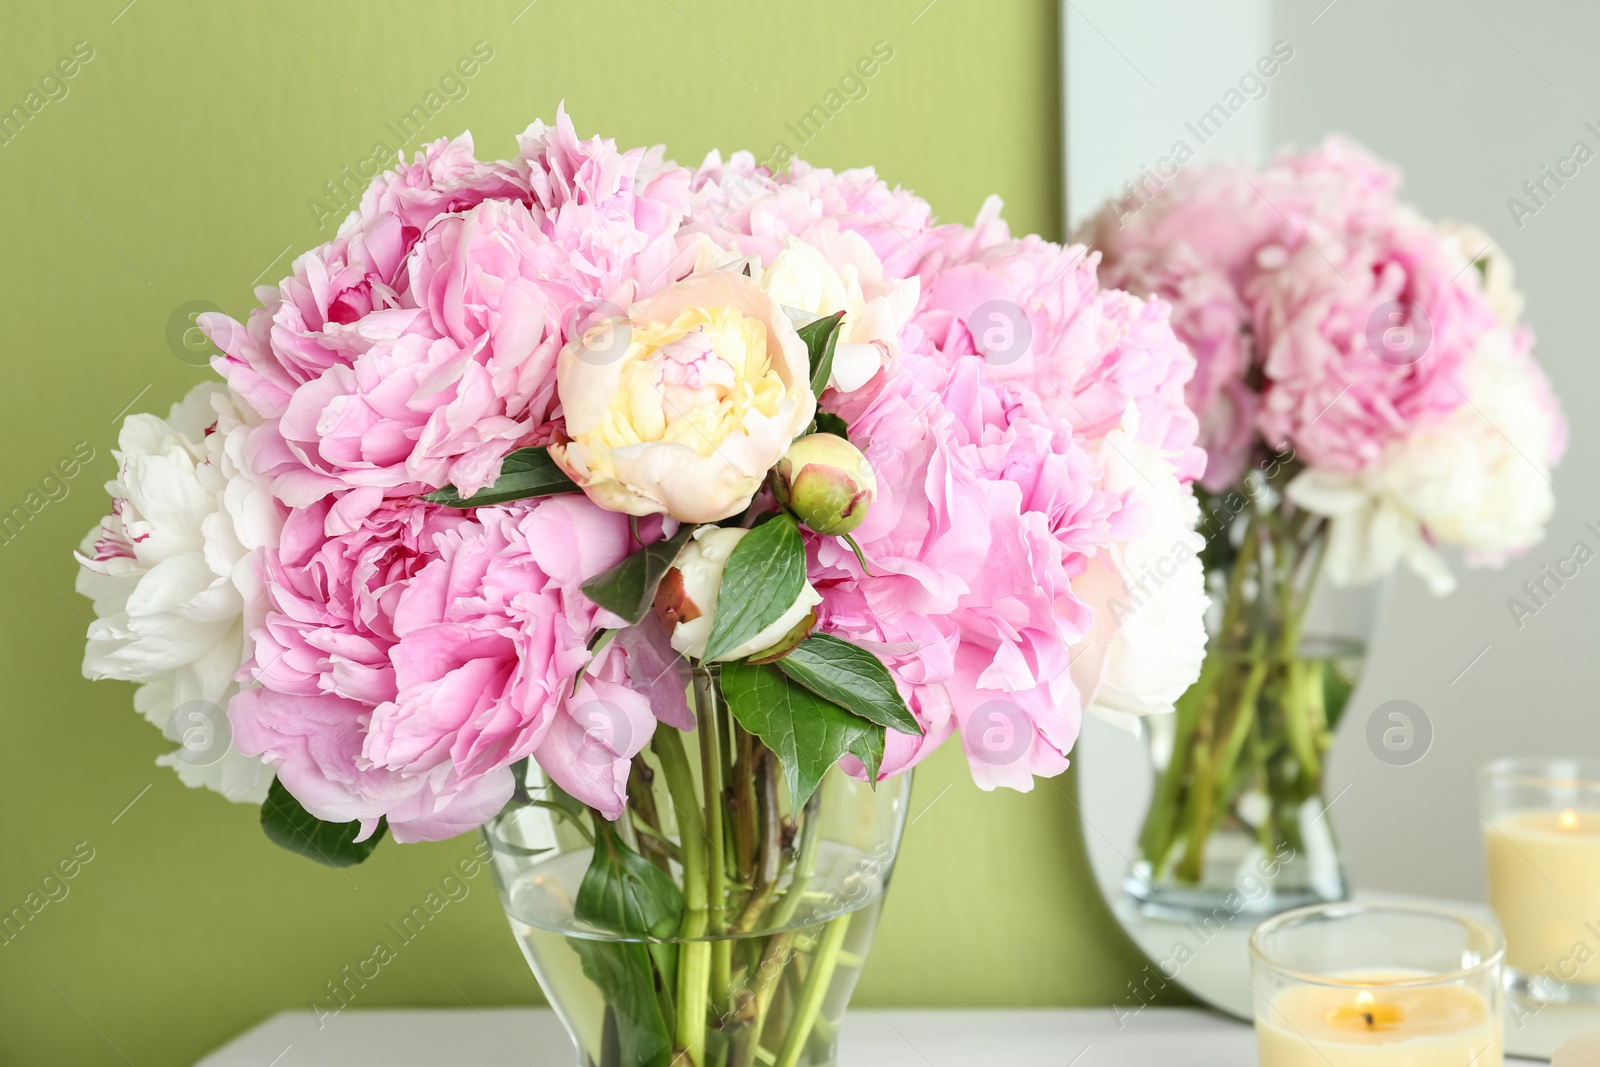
xmin=1126 ymin=481 xmax=1381 ymax=920
xmin=483 ymin=675 xmax=910 ymax=1067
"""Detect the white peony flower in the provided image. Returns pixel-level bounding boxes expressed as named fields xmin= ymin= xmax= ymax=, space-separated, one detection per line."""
xmin=1439 ymin=220 xmax=1525 ymax=327
xmin=656 ymin=525 xmax=823 ymax=662
xmin=75 ymin=382 xmax=283 ymax=802
xmin=760 ymin=233 xmax=920 ymax=393
xmin=1287 ymin=329 xmax=1559 ymax=595
xmin=1070 ymin=431 xmax=1211 ymax=730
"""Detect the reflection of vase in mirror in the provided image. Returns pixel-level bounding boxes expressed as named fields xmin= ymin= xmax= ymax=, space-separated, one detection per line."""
xmin=1126 ymin=479 xmax=1384 ymax=920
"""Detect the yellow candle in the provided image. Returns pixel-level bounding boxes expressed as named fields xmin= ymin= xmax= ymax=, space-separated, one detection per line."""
xmin=1486 ymin=808 xmax=1600 ymax=982
xmin=1255 ymin=972 xmax=1503 ymax=1067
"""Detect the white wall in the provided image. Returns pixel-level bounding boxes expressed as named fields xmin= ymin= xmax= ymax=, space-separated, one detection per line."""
xmin=1063 ymin=0 xmax=1274 ymax=230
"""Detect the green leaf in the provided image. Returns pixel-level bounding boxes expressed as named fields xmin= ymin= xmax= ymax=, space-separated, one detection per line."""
xmin=1321 ymin=658 xmax=1355 ymax=732
xmin=572 ymin=820 xmax=683 ymax=1067
xmin=260 ymin=778 xmax=386 ymax=867
xmin=422 ymin=447 xmax=580 ymax=508
xmin=576 ymin=819 xmax=684 ymax=939
xmin=813 ymin=410 xmax=850 ymax=440
xmin=775 ymin=634 xmax=922 ymax=737
xmin=796 ymin=310 xmax=846 ymax=398
xmin=701 ymin=513 xmax=807 ymax=663
xmin=581 ymin=524 xmax=696 ymax=624
xmin=720 ymin=662 xmax=880 ymax=807
xmin=846 ymin=722 xmax=886 ymax=783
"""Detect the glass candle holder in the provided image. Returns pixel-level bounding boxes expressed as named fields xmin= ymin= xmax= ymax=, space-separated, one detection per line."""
xmin=1482 ymin=758 xmax=1600 ymax=1004
xmin=1250 ymin=903 xmax=1504 ymax=1067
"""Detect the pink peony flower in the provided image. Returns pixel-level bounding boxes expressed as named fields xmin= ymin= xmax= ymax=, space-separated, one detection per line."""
xmin=247 ymin=496 xmax=471 ymax=708
xmin=204 ymin=135 xmax=526 ymax=421
xmin=205 ymin=108 xmax=696 ymax=519
xmin=88 ymin=113 xmax=1229 ymax=846
xmin=357 ymin=132 xmax=529 ymax=241
xmin=228 ymin=685 xmax=515 ymax=844
xmin=811 ymin=348 xmax=1120 ymax=789
xmin=370 ymin=497 xmax=651 ymax=817
xmin=1093 ymin=243 xmax=1256 ymax=490
xmin=230 ymin=494 xmax=662 ymax=839
xmin=685 ymin=152 xmax=935 ymax=280
xmin=913 ymin=228 xmax=1204 ymax=483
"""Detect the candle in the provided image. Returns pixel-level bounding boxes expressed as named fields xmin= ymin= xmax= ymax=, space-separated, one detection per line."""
xmin=1481 ymin=757 xmax=1600 ymax=1000
xmin=1486 ymin=808 xmax=1600 ymax=984
xmin=1251 ymin=904 xmax=1504 ymax=1067
xmin=1256 ymin=972 xmax=1503 ymax=1066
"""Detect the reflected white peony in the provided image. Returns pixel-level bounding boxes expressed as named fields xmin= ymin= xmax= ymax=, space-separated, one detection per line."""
xmin=1071 ymin=433 xmax=1211 ymax=731
xmin=760 ymin=234 xmax=920 ymax=393
xmin=75 ymin=382 xmax=282 ymax=801
xmin=1439 ymin=220 xmax=1525 ymax=327
xmin=1287 ymin=330 xmax=1559 ymax=596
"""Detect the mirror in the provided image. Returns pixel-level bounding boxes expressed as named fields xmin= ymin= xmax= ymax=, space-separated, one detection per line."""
xmin=1063 ymin=1 xmax=1600 ymax=1058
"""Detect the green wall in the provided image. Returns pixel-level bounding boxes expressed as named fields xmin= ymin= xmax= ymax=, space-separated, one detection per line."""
xmin=0 ymin=3 xmax=1157 ymax=1063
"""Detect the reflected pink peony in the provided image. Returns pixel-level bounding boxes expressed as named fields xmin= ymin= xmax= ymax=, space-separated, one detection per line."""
xmin=1249 ymin=214 xmax=1491 ymax=472
xmin=1085 ymin=135 xmax=1566 ymax=590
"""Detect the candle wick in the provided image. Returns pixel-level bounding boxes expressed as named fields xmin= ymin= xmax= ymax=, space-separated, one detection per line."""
xmin=1362 ymin=1012 xmax=1376 ymax=1029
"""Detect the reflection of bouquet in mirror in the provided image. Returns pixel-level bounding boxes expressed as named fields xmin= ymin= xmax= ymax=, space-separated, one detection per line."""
xmin=71 ymin=109 xmax=1215 ymax=1066
xmin=1081 ymin=136 xmax=1566 ymax=916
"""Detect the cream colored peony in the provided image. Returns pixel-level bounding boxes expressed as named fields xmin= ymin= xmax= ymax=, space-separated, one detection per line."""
xmin=75 ymin=382 xmax=281 ymax=801
xmin=1070 ymin=433 xmax=1211 ymax=730
xmin=552 ymin=271 xmax=815 ymax=523
xmin=759 ymin=233 xmax=920 ymax=394
xmin=1287 ymin=329 xmax=1560 ymax=595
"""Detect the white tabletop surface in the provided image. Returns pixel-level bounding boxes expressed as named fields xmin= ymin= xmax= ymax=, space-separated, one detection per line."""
xmin=196 ymin=1006 xmax=1548 ymax=1065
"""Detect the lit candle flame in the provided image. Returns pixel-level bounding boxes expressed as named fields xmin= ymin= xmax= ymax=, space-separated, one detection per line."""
xmin=1330 ymin=989 xmax=1404 ymax=1032
xmin=1560 ymin=808 xmax=1579 ymax=830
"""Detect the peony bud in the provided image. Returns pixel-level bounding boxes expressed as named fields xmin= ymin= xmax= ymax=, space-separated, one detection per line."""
xmin=774 ymin=433 xmax=877 ymax=536
xmin=654 ymin=527 xmax=822 ymax=662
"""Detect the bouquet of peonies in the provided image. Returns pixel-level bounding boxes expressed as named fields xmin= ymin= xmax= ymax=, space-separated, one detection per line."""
xmin=1080 ymin=137 xmax=1565 ymax=910
xmin=76 ymin=109 xmax=1208 ymax=1066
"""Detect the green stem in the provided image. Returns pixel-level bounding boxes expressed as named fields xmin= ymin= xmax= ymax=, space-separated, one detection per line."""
xmin=730 ymin=931 xmax=795 ymax=1067
xmin=732 ymin=726 xmax=758 ymax=887
xmin=766 ymin=789 xmax=823 ymax=931
xmin=774 ymin=914 xmax=852 ymax=1067
xmin=1207 ymin=632 xmax=1269 ymax=841
xmin=1173 ymin=724 xmax=1216 ymax=883
xmin=693 ymin=666 xmax=732 ymax=1015
xmin=734 ymin=750 xmax=783 ymax=934
xmin=628 ymin=757 xmax=674 ymax=875
xmin=655 ymin=728 xmax=709 ymax=1064
xmin=1138 ymin=507 xmax=1263 ymax=872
